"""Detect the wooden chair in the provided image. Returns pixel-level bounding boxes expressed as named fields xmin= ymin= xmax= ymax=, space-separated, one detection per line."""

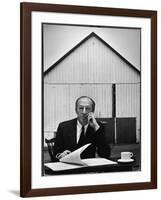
xmin=45 ymin=137 xmax=56 ymax=162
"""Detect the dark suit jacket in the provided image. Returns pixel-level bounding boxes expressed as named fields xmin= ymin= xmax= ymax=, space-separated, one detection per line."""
xmin=53 ymin=118 xmax=111 ymax=161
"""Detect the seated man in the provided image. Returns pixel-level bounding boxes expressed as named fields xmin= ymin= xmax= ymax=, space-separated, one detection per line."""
xmin=53 ymin=96 xmax=111 ymax=161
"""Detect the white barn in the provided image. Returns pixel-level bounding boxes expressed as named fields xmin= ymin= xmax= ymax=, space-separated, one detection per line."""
xmin=44 ymin=32 xmax=141 ymax=144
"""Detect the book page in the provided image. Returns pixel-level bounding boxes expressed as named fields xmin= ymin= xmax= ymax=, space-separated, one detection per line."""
xmin=45 ymin=143 xmax=118 ymax=172
xmin=59 ymin=143 xmax=91 ymax=166
xmin=82 ymin=158 xmax=117 ymax=166
xmin=45 ymin=162 xmax=84 ymax=171
xmin=45 ymin=158 xmax=117 ymax=172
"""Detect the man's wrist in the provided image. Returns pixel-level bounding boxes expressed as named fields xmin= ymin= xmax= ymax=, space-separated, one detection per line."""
xmin=93 ymin=123 xmax=100 ymax=132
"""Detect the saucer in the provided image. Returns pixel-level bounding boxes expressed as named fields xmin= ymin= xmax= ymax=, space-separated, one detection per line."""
xmin=117 ymin=158 xmax=134 ymax=163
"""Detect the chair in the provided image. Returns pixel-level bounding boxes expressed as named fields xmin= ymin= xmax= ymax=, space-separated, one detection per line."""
xmin=45 ymin=137 xmax=56 ymax=162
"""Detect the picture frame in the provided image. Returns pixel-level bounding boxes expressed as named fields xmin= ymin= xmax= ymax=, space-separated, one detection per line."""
xmin=20 ymin=2 xmax=157 ymax=197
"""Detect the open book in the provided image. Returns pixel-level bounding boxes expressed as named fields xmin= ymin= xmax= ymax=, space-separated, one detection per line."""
xmin=45 ymin=143 xmax=117 ymax=172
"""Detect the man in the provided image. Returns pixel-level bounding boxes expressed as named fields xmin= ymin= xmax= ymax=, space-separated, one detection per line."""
xmin=52 ymin=96 xmax=111 ymax=161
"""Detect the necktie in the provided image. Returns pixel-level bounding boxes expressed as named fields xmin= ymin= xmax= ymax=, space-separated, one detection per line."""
xmin=77 ymin=126 xmax=85 ymax=147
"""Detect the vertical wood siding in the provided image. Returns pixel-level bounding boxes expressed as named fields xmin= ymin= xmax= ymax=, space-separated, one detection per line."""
xmin=44 ymin=36 xmax=140 ymax=84
xmin=116 ymin=83 xmax=140 ymax=142
xmin=44 ymin=84 xmax=112 ymax=133
xmin=44 ymin=35 xmax=141 ymax=142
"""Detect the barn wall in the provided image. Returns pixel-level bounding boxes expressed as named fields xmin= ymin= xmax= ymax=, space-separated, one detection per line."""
xmin=44 ymin=82 xmax=140 ymax=143
xmin=44 ymin=35 xmax=141 ymax=144
xmin=44 ymin=36 xmax=140 ymax=84
xmin=116 ymin=83 xmax=140 ymax=142
xmin=44 ymin=83 xmax=112 ymax=134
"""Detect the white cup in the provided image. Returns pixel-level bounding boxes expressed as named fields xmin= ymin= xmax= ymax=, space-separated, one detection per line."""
xmin=121 ymin=152 xmax=133 ymax=160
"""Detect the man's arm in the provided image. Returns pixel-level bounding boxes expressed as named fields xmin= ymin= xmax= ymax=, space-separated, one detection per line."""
xmin=53 ymin=124 xmax=72 ymax=161
xmin=94 ymin=123 xmax=111 ymax=159
xmin=52 ymin=124 xmax=65 ymax=161
xmin=87 ymin=112 xmax=111 ymax=158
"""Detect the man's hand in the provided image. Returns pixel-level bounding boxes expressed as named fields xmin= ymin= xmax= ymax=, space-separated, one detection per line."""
xmin=56 ymin=150 xmax=71 ymax=160
xmin=88 ymin=112 xmax=100 ymax=131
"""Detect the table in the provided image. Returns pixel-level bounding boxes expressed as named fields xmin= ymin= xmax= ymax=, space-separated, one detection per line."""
xmin=44 ymin=158 xmax=138 ymax=175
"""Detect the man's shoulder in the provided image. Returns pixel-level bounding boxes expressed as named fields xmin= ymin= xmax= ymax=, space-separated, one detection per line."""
xmin=59 ymin=118 xmax=77 ymax=128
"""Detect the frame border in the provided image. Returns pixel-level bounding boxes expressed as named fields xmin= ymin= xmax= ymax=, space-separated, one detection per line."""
xmin=20 ymin=2 xmax=157 ymax=197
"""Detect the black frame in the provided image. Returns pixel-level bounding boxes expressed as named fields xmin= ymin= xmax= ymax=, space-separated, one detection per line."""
xmin=20 ymin=2 xmax=157 ymax=197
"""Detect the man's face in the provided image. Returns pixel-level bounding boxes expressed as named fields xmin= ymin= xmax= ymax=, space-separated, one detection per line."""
xmin=76 ymin=97 xmax=93 ymax=125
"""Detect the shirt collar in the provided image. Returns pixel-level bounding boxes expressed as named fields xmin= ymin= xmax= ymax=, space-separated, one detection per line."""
xmin=77 ymin=120 xmax=88 ymax=130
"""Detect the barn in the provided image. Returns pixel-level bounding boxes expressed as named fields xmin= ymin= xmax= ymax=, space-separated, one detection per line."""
xmin=44 ymin=32 xmax=141 ymax=146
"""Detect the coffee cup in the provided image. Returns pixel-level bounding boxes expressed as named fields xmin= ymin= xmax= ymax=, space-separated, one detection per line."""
xmin=121 ymin=152 xmax=133 ymax=160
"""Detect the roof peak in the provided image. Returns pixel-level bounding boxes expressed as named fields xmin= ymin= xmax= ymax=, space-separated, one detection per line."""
xmin=44 ymin=31 xmax=140 ymax=75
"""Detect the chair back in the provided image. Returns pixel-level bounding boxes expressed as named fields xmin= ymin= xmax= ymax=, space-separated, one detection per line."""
xmin=45 ymin=137 xmax=56 ymax=162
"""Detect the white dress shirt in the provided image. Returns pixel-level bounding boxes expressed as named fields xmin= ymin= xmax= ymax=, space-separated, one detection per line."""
xmin=76 ymin=120 xmax=88 ymax=143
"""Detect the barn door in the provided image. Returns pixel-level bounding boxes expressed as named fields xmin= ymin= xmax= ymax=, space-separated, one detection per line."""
xmin=116 ymin=83 xmax=140 ymax=143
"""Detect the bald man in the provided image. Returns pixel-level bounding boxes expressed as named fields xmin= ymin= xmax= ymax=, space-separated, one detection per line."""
xmin=52 ymin=96 xmax=111 ymax=161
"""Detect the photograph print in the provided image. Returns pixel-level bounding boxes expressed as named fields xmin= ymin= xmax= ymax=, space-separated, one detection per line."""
xmin=42 ymin=23 xmax=141 ymax=176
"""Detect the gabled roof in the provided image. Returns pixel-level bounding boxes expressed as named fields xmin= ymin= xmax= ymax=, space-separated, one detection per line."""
xmin=44 ymin=32 xmax=140 ymax=76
